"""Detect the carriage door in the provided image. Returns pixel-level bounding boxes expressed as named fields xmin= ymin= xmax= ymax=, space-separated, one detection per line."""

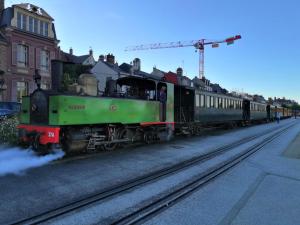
xmin=242 ymin=100 xmax=250 ymax=121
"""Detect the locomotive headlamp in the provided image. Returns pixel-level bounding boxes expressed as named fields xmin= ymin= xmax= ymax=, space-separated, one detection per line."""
xmin=33 ymin=69 xmax=42 ymax=89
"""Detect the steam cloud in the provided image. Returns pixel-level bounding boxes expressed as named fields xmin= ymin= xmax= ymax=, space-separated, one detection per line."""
xmin=0 ymin=146 xmax=64 ymax=176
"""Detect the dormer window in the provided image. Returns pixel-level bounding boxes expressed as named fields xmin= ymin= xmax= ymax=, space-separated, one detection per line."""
xmin=39 ymin=21 xmax=49 ymax=37
xmin=17 ymin=12 xmax=27 ymax=30
xmin=29 ymin=16 xmax=38 ymax=33
xmin=15 ymin=8 xmax=51 ymax=37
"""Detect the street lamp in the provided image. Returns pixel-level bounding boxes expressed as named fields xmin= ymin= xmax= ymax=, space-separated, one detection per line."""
xmin=33 ymin=69 xmax=42 ymax=89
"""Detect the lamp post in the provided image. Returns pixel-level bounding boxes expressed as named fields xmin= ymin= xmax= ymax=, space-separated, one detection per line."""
xmin=33 ymin=69 xmax=42 ymax=89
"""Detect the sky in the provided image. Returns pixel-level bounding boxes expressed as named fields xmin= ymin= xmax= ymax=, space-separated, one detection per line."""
xmin=5 ymin=0 xmax=300 ymax=102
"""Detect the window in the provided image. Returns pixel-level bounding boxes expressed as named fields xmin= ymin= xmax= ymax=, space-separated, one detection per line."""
xmin=40 ymin=21 xmax=44 ymax=36
xmin=29 ymin=17 xmax=38 ymax=33
xmin=206 ymin=95 xmax=210 ymax=108
xmin=210 ymin=96 xmax=214 ymax=108
xmin=17 ymin=12 xmax=27 ymax=30
xmin=17 ymin=44 xmax=28 ymax=67
xmin=218 ymin=98 xmax=221 ymax=108
xmin=215 ymin=97 xmax=218 ymax=108
xmin=17 ymin=12 xmax=21 ymax=29
xmin=230 ymin=100 xmax=234 ymax=108
xmin=200 ymin=95 xmax=205 ymax=107
xmin=222 ymin=98 xmax=225 ymax=109
xmin=29 ymin=16 xmax=34 ymax=32
xmin=45 ymin=22 xmax=49 ymax=36
xmin=17 ymin=81 xmax=28 ymax=102
xmin=40 ymin=50 xmax=50 ymax=71
xmin=34 ymin=18 xmax=38 ymax=33
xmin=196 ymin=94 xmax=200 ymax=107
xmin=40 ymin=21 xmax=49 ymax=36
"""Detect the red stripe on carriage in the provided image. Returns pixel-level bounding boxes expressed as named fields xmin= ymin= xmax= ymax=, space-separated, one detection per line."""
xmin=18 ymin=124 xmax=60 ymax=145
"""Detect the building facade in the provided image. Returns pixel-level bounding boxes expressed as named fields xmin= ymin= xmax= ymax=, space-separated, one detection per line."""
xmin=60 ymin=48 xmax=96 ymax=66
xmin=0 ymin=1 xmax=59 ymax=102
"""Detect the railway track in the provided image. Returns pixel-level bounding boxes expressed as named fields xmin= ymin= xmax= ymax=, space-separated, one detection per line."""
xmin=113 ymin=123 xmax=295 ymax=225
xmin=9 ymin=122 xmax=295 ymax=225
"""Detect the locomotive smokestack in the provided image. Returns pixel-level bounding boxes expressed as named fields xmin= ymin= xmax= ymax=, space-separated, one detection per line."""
xmin=51 ymin=60 xmax=64 ymax=92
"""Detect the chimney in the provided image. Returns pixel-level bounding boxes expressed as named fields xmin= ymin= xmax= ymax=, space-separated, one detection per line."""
xmin=51 ymin=60 xmax=64 ymax=92
xmin=0 ymin=0 xmax=4 ymax=17
xmin=133 ymin=58 xmax=141 ymax=71
xmin=69 ymin=47 xmax=73 ymax=55
xmin=99 ymin=55 xmax=105 ymax=62
xmin=176 ymin=67 xmax=183 ymax=76
xmin=106 ymin=53 xmax=115 ymax=64
xmin=89 ymin=48 xmax=93 ymax=56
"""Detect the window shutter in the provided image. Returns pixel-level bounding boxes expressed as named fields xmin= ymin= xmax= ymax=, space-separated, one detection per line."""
xmin=12 ymin=43 xmax=18 ymax=65
xmin=35 ymin=48 xmax=40 ymax=69
xmin=29 ymin=46 xmax=35 ymax=68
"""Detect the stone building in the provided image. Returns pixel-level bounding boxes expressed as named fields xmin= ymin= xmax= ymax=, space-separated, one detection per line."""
xmin=0 ymin=1 xmax=59 ymax=102
xmin=60 ymin=48 xmax=96 ymax=66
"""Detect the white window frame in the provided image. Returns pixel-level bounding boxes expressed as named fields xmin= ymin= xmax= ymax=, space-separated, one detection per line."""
xmin=40 ymin=50 xmax=50 ymax=71
xmin=17 ymin=44 xmax=28 ymax=67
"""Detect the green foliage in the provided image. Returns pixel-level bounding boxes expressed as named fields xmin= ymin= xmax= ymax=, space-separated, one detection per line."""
xmin=286 ymin=103 xmax=300 ymax=110
xmin=0 ymin=116 xmax=19 ymax=145
xmin=61 ymin=64 xmax=93 ymax=91
xmin=62 ymin=73 xmax=72 ymax=90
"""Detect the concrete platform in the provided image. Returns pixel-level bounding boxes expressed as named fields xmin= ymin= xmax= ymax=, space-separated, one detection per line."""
xmin=231 ymin=175 xmax=300 ymax=225
xmin=146 ymin=119 xmax=300 ymax=225
xmin=283 ymin=125 xmax=300 ymax=159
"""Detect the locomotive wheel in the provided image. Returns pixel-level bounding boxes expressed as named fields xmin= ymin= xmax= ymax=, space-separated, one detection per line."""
xmin=118 ymin=128 xmax=131 ymax=148
xmin=102 ymin=143 xmax=118 ymax=151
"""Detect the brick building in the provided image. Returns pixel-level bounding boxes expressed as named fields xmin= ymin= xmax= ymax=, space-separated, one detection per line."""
xmin=0 ymin=1 xmax=59 ymax=102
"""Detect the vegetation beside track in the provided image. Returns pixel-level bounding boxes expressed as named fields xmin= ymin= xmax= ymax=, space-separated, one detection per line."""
xmin=0 ymin=115 xmax=19 ymax=145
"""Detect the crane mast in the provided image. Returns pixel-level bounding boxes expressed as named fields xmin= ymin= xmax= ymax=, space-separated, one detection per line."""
xmin=125 ymin=35 xmax=241 ymax=79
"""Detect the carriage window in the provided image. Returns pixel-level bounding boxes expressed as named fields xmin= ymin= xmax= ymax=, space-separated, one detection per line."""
xmin=196 ymin=94 xmax=200 ymax=107
xmin=206 ymin=96 xmax=210 ymax=108
xmin=200 ymin=95 xmax=205 ymax=107
xmin=211 ymin=96 xmax=214 ymax=108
